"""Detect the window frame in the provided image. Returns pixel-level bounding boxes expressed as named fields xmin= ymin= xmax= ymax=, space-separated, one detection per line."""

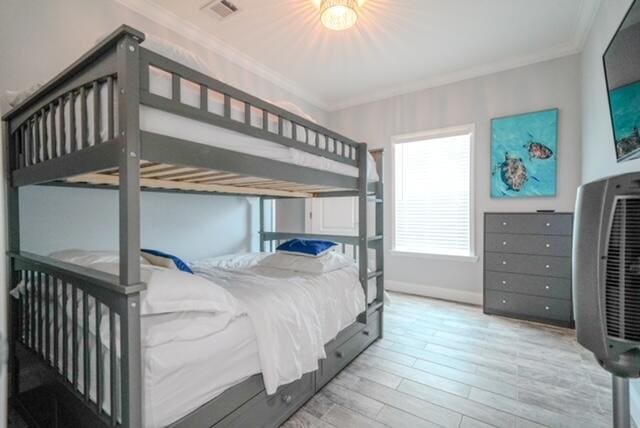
xmin=390 ymin=124 xmax=477 ymax=262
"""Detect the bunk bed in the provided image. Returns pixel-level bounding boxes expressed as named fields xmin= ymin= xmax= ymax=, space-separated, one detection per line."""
xmin=2 ymin=25 xmax=384 ymax=428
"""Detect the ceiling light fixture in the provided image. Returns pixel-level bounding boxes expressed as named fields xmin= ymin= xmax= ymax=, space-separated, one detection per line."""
xmin=320 ymin=0 xmax=359 ymax=31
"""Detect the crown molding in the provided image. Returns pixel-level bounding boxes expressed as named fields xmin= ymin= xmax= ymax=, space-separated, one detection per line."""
xmin=115 ymin=0 xmax=601 ymax=113
xmin=328 ymin=0 xmax=602 ymax=112
xmin=326 ymin=41 xmax=581 ymax=111
xmin=114 ymin=0 xmax=330 ymax=111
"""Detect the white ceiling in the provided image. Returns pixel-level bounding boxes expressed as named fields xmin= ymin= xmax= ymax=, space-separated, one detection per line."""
xmin=122 ymin=0 xmax=601 ymax=111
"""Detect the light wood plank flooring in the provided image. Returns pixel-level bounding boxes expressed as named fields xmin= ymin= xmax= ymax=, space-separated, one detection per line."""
xmin=284 ymin=292 xmax=614 ymax=428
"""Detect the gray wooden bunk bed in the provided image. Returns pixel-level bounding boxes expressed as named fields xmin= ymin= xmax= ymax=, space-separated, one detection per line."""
xmin=2 ymin=25 xmax=384 ymax=428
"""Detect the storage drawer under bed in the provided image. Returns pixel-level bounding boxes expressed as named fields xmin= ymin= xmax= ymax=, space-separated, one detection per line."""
xmin=317 ymin=310 xmax=381 ymax=388
xmin=216 ymin=372 xmax=315 ymax=428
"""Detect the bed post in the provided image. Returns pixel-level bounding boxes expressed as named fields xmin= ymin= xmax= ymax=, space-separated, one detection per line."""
xmin=4 ymin=120 xmax=20 ymax=405
xmin=116 ymin=29 xmax=144 ymax=428
xmin=259 ymin=196 xmax=265 ymax=252
xmin=371 ymin=149 xmax=384 ymax=337
xmin=358 ymin=143 xmax=368 ymax=323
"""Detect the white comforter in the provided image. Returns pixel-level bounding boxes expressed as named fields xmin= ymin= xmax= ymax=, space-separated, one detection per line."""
xmin=192 ymin=253 xmax=365 ymax=394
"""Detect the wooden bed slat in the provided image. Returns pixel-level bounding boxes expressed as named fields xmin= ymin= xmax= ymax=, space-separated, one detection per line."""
xmin=66 ymin=173 xmax=313 ymax=198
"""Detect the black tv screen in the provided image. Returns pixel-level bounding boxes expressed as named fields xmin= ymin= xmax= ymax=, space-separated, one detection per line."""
xmin=604 ymin=0 xmax=640 ymax=162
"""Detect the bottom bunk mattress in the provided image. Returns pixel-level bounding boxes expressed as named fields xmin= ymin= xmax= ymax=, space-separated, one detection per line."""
xmin=13 ymin=251 xmax=379 ymax=427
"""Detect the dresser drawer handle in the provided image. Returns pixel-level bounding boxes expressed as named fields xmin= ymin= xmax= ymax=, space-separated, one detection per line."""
xmin=502 ymin=260 xmax=507 ymax=265
xmin=545 ymin=306 xmax=550 ymax=311
xmin=502 ymin=221 xmax=508 ymax=226
xmin=545 ymin=222 xmax=551 ymax=227
xmin=501 ymin=299 xmax=507 ymax=304
xmin=545 ymin=285 xmax=550 ymax=290
xmin=502 ymin=241 xmax=507 ymax=246
xmin=545 ymin=243 xmax=550 ymax=248
xmin=363 ymin=330 xmax=371 ymax=336
xmin=336 ymin=351 xmax=344 ymax=358
xmin=281 ymin=394 xmax=293 ymax=405
xmin=501 ymin=280 xmax=507 ymax=285
xmin=545 ymin=264 xmax=550 ymax=269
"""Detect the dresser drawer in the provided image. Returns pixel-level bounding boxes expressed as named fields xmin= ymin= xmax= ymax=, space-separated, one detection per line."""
xmin=485 ymin=290 xmax=572 ymax=323
xmin=485 ymin=271 xmax=571 ymax=299
xmin=485 ymin=213 xmax=573 ymax=236
xmin=317 ymin=310 xmax=380 ymax=388
xmin=485 ymin=252 xmax=571 ymax=278
xmin=485 ymin=233 xmax=572 ymax=257
xmin=217 ymin=372 xmax=314 ymax=428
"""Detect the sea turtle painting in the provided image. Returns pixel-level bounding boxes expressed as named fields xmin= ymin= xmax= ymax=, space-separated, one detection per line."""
xmin=491 ymin=109 xmax=557 ymax=198
xmin=493 ymin=152 xmax=528 ymax=192
xmin=524 ymin=133 xmax=554 ymax=160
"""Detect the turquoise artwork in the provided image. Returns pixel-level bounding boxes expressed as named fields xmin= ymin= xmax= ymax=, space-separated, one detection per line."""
xmin=609 ymin=81 xmax=640 ymax=161
xmin=491 ymin=109 xmax=558 ymax=198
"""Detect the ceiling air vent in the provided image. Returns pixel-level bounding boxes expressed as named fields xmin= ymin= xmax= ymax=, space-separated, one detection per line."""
xmin=202 ymin=0 xmax=240 ymax=20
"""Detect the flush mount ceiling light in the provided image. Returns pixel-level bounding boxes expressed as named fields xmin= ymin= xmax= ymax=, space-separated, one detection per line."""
xmin=320 ymin=0 xmax=359 ymax=31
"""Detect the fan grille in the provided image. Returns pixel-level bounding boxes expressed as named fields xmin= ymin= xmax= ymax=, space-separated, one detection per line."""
xmin=606 ymin=197 xmax=640 ymax=340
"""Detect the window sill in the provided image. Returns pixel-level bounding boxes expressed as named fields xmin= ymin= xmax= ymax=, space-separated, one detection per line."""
xmin=389 ymin=250 xmax=479 ymax=263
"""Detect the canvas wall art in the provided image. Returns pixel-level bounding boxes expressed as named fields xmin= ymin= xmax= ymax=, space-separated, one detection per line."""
xmin=491 ymin=108 xmax=558 ymax=198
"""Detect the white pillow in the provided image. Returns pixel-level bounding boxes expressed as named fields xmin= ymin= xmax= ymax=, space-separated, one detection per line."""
xmin=46 ymin=250 xmax=243 ymax=317
xmin=258 ymin=251 xmax=353 ymax=274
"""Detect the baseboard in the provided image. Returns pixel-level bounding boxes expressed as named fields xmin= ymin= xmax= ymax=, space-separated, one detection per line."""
xmin=386 ymin=280 xmax=482 ymax=306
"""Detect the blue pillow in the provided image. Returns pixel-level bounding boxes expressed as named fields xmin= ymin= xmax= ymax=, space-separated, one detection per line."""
xmin=141 ymin=249 xmax=193 ymax=274
xmin=276 ymin=239 xmax=337 ymax=257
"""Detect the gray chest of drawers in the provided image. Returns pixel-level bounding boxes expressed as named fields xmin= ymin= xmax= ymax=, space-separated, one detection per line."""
xmin=483 ymin=212 xmax=574 ymax=327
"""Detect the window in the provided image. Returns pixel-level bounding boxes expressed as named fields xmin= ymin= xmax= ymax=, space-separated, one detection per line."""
xmin=392 ymin=126 xmax=474 ymax=258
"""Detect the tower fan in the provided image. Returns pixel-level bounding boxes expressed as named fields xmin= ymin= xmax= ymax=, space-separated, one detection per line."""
xmin=574 ymin=172 xmax=640 ymax=427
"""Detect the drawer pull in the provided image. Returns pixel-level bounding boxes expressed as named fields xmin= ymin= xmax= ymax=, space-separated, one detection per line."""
xmin=502 ymin=299 xmax=507 ymax=304
xmin=502 ymin=260 xmax=507 ymax=265
xmin=281 ymin=394 xmax=293 ymax=405
xmin=545 ymin=222 xmax=551 ymax=227
xmin=545 ymin=264 xmax=550 ymax=269
xmin=502 ymin=221 xmax=508 ymax=226
xmin=501 ymin=280 xmax=507 ymax=285
xmin=545 ymin=285 xmax=550 ymax=290
xmin=336 ymin=351 xmax=344 ymax=358
xmin=502 ymin=241 xmax=507 ymax=246
xmin=363 ymin=330 xmax=371 ymax=336
xmin=545 ymin=306 xmax=550 ymax=311
xmin=545 ymin=243 xmax=550 ymax=248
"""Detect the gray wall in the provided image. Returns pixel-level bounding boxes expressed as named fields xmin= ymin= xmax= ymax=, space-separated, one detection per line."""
xmin=579 ymin=0 xmax=640 ymax=421
xmin=328 ymin=54 xmax=583 ymax=304
xmin=19 ymin=186 xmax=265 ymax=260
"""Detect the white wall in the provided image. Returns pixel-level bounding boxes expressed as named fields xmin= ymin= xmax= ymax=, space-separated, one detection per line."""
xmin=579 ymin=0 xmax=639 ymax=422
xmin=0 ymin=0 xmax=325 ymax=421
xmin=328 ymin=54 xmax=583 ymax=304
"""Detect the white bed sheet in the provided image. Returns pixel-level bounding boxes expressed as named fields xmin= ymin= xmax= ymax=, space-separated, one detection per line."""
xmin=144 ymin=314 xmax=260 ymax=427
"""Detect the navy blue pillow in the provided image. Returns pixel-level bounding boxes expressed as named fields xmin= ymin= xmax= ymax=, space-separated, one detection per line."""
xmin=141 ymin=249 xmax=193 ymax=274
xmin=276 ymin=239 xmax=337 ymax=257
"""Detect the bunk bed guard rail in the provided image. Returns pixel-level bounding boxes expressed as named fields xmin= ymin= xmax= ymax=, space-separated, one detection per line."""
xmin=7 ymin=252 xmax=146 ymax=427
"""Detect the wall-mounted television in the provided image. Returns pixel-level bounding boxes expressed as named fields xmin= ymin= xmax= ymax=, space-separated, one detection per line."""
xmin=604 ymin=0 xmax=640 ymax=162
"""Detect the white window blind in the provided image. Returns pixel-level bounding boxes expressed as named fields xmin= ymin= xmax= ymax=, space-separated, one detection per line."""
xmin=393 ymin=131 xmax=472 ymax=257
